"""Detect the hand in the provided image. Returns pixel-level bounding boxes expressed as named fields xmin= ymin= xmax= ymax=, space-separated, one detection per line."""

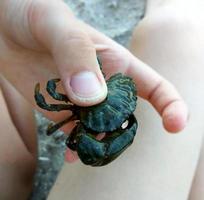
xmin=0 ymin=0 xmax=188 ymax=135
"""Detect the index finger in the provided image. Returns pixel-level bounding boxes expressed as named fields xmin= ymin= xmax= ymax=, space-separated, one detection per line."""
xmin=127 ymin=55 xmax=188 ymax=133
xmin=80 ymin=22 xmax=188 ymax=133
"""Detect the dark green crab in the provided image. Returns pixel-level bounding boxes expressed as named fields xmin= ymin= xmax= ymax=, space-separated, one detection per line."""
xmin=34 ymin=64 xmax=138 ymax=166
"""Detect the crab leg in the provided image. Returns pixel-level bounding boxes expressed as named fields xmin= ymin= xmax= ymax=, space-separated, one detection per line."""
xmin=65 ymin=125 xmax=79 ymax=151
xmin=35 ymin=83 xmax=73 ymax=111
xmin=47 ymin=115 xmax=76 ymax=136
xmin=46 ymin=79 xmax=70 ymax=102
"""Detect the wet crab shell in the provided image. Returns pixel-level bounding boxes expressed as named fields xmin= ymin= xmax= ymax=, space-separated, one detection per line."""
xmin=79 ymin=73 xmax=137 ymax=133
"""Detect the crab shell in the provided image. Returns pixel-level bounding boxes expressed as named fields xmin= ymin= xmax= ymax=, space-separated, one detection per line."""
xmin=78 ymin=73 xmax=137 ymax=133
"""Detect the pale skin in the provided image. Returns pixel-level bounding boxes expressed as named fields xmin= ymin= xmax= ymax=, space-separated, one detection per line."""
xmin=49 ymin=2 xmax=204 ymax=200
xmin=0 ymin=0 xmax=203 ymax=199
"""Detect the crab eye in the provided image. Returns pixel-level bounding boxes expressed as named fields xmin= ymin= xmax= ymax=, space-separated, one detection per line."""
xmin=121 ymin=120 xmax=129 ymax=129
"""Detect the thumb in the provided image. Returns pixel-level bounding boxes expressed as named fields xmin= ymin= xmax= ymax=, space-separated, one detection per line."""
xmin=30 ymin=0 xmax=107 ymax=106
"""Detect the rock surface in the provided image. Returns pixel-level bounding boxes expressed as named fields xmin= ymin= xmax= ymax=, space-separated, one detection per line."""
xmin=30 ymin=1 xmax=146 ymax=199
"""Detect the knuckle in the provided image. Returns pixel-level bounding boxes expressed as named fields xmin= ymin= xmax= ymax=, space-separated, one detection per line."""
xmin=61 ymin=29 xmax=95 ymax=52
xmin=66 ymin=29 xmax=92 ymax=46
xmin=28 ymin=0 xmax=71 ymax=22
xmin=28 ymin=0 xmax=77 ymax=48
xmin=28 ymin=0 xmax=48 ymax=23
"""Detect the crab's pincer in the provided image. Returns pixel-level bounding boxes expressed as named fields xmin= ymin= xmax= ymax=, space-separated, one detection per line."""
xmin=66 ymin=114 xmax=137 ymax=166
xmin=34 ymin=64 xmax=138 ymax=166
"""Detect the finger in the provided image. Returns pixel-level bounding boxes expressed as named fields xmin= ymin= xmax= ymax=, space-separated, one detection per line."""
xmin=28 ymin=0 xmax=107 ymax=106
xmin=2 ymin=0 xmax=188 ymax=132
xmin=76 ymin=22 xmax=189 ymax=133
xmin=127 ymin=57 xmax=188 ymax=133
xmin=65 ymin=148 xmax=78 ymax=163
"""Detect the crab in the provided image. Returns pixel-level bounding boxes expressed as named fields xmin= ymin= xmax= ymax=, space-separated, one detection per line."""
xmin=34 ymin=63 xmax=138 ymax=166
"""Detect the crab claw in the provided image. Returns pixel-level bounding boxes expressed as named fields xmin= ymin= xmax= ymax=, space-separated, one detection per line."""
xmin=66 ymin=115 xmax=138 ymax=166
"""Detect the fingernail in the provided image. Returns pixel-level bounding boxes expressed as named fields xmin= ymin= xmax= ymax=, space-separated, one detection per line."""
xmin=70 ymin=71 xmax=105 ymax=98
xmin=94 ymin=44 xmax=109 ymax=51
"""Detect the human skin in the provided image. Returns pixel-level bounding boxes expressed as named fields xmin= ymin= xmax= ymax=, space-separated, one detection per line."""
xmin=0 ymin=0 xmax=193 ymax=199
xmin=0 ymin=0 xmax=188 ymax=132
xmin=0 ymin=77 xmax=37 ymax=200
xmin=48 ymin=1 xmax=204 ymax=200
xmin=131 ymin=1 xmax=204 ymax=199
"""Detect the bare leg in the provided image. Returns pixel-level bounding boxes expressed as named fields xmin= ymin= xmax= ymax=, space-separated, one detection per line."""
xmin=0 ymin=76 xmax=37 ymax=200
xmin=48 ymin=1 xmax=204 ymax=200
xmin=188 ymin=138 xmax=204 ymax=200
xmin=131 ymin=1 xmax=204 ymax=199
xmin=132 ymin=1 xmax=204 ymax=199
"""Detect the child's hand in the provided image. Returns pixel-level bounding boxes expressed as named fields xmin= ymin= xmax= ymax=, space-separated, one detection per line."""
xmin=0 ymin=0 xmax=188 ymax=133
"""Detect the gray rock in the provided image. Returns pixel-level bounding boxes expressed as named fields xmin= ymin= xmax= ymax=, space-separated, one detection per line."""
xmin=30 ymin=1 xmax=146 ymax=199
xmin=65 ymin=0 xmax=146 ymax=46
